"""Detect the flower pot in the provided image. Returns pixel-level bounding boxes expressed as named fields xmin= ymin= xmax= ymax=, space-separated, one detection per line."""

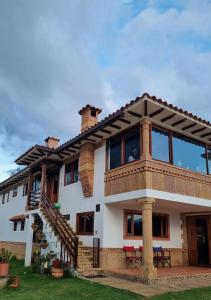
xmin=0 ymin=262 xmax=9 ymax=277
xmin=51 ymin=267 xmax=63 ymax=279
xmin=41 ymin=243 xmax=49 ymax=249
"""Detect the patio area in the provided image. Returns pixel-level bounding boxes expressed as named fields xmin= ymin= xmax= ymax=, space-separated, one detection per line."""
xmin=104 ymin=265 xmax=211 ymax=281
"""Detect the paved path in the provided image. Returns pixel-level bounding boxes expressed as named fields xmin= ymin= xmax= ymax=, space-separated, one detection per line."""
xmin=88 ymin=276 xmax=211 ymax=297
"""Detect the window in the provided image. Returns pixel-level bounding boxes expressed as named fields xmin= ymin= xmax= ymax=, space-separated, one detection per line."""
xmin=173 ymin=133 xmax=207 ymax=174
xmin=13 ymin=221 xmax=17 ymax=231
xmin=124 ymin=211 xmax=169 ymax=239
xmin=108 ymin=126 xmax=140 ymax=170
xmin=152 ymin=214 xmax=168 ymax=238
xmin=13 ymin=187 xmax=18 ymax=197
xmin=64 ymin=159 xmax=79 ymax=185
xmin=20 ymin=220 xmax=25 ymax=231
xmin=152 ymin=127 xmax=170 ymax=163
xmin=76 ymin=212 xmax=94 ymax=235
xmin=23 ymin=183 xmax=28 ymax=196
xmin=2 ymin=192 xmax=9 ymax=204
xmin=208 ymin=147 xmax=211 ymax=175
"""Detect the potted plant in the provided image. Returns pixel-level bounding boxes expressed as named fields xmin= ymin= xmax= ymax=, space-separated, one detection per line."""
xmin=31 ymin=223 xmax=39 ymax=231
xmin=51 ymin=259 xmax=64 ymax=279
xmin=0 ymin=249 xmax=14 ymax=277
xmin=40 ymin=239 xmax=49 ymax=249
xmin=36 ymin=230 xmax=44 ymax=242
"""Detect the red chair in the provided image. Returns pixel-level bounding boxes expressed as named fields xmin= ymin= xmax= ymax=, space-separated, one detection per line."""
xmin=123 ymin=246 xmax=137 ymax=268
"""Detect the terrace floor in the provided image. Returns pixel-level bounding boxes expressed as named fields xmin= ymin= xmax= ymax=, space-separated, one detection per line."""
xmin=104 ymin=265 xmax=211 ymax=280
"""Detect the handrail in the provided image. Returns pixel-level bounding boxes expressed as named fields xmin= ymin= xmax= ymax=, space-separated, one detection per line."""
xmin=40 ymin=192 xmax=78 ymax=267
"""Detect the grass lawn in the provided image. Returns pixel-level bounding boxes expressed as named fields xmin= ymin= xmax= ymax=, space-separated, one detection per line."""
xmin=1 ymin=261 xmax=211 ymax=300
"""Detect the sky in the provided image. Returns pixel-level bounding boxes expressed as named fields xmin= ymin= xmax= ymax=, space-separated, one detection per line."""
xmin=0 ymin=0 xmax=211 ymax=181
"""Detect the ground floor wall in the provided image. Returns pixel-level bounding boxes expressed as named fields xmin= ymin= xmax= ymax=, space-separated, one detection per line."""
xmin=99 ymin=247 xmax=189 ymax=269
xmin=0 ymin=241 xmax=40 ymax=260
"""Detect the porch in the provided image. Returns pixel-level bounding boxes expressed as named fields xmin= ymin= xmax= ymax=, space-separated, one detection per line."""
xmin=102 ymin=194 xmax=211 ymax=281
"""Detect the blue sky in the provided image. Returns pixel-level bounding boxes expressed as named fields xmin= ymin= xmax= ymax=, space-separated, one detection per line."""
xmin=0 ymin=0 xmax=211 ymax=181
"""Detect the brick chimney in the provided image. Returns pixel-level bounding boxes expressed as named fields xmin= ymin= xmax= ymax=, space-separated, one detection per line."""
xmin=79 ymin=105 xmax=102 ymax=133
xmin=45 ymin=137 xmax=60 ymax=149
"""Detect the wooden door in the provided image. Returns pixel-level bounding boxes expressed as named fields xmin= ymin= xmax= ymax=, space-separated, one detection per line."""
xmin=47 ymin=174 xmax=59 ymax=203
xmin=187 ymin=216 xmax=198 ymax=265
xmin=187 ymin=215 xmax=211 ymax=266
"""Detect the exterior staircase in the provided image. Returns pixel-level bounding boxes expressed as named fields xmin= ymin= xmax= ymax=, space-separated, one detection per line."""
xmin=37 ymin=192 xmax=100 ymax=275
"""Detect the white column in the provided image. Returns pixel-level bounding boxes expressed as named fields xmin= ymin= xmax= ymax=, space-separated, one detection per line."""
xmin=24 ymin=214 xmax=34 ymax=267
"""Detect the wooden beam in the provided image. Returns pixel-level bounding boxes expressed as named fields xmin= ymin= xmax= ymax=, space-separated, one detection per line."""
xmin=149 ymin=108 xmax=164 ymax=118
xmin=119 ymin=118 xmax=131 ymax=124
xmin=85 ymin=138 xmax=96 ymax=143
xmin=191 ymin=127 xmax=206 ymax=134
xmin=71 ymin=145 xmax=80 ymax=150
xmin=66 ymin=148 xmax=76 ymax=153
xmin=161 ymin=113 xmax=176 ymax=123
xmin=182 ymin=122 xmax=197 ymax=130
xmin=109 ymin=124 xmax=121 ymax=130
xmin=100 ymin=129 xmax=112 ymax=134
xmin=61 ymin=151 xmax=71 ymax=156
xmin=92 ymin=133 xmax=103 ymax=139
xmin=144 ymin=100 xmax=148 ymax=116
xmin=172 ymin=118 xmax=186 ymax=127
xmin=127 ymin=110 xmax=142 ymax=118
xmin=201 ymin=132 xmax=211 ymax=138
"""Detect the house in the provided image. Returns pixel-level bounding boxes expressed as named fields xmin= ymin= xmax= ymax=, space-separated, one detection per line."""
xmin=0 ymin=92 xmax=211 ymax=281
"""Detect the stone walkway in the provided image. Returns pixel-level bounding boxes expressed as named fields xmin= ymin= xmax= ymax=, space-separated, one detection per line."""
xmin=88 ymin=275 xmax=211 ymax=297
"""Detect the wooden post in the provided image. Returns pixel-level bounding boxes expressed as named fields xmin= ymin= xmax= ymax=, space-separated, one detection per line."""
xmin=26 ymin=171 xmax=33 ymax=210
xmin=138 ymin=197 xmax=157 ymax=280
xmin=140 ymin=119 xmax=152 ymax=160
xmin=41 ymin=163 xmax=47 ymax=194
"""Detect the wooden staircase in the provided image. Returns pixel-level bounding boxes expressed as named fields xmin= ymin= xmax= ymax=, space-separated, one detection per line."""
xmin=40 ymin=192 xmax=78 ymax=268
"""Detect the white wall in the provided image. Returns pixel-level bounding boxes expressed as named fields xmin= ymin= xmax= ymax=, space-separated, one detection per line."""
xmin=0 ymin=184 xmax=27 ymax=243
xmin=58 ymin=144 xmax=106 ymax=247
xmin=102 ymin=204 xmax=182 ymax=249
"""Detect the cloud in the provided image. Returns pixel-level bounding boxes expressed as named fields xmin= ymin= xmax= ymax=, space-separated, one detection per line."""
xmin=0 ymin=0 xmax=211 ymax=181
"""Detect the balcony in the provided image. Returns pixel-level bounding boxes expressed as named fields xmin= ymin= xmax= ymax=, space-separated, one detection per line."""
xmin=104 ymin=159 xmax=211 ymax=200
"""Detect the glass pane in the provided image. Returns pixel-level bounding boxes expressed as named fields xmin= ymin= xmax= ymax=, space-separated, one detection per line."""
xmin=125 ymin=127 xmax=140 ymax=163
xmin=109 ymin=136 xmax=121 ymax=170
xmin=173 ymin=133 xmax=207 ymax=174
xmin=152 ymin=127 xmax=170 ymax=162
xmin=127 ymin=214 xmax=132 ymax=234
xmin=133 ymin=214 xmax=142 ymax=236
xmin=208 ymin=147 xmax=211 ymax=174
xmin=65 ymin=163 xmax=71 ymax=185
xmin=85 ymin=214 xmax=94 ymax=233
xmin=73 ymin=160 xmax=79 ymax=182
xmin=153 ymin=215 xmax=162 ymax=237
xmin=79 ymin=216 xmax=85 ymax=233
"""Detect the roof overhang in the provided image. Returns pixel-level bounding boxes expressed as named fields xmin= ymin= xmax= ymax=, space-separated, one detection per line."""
xmin=15 ymin=145 xmax=55 ymax=165
xmin=9 ymin=214 xmax=28 ymax=221
xmin=0 ymin=167 xmax=29 ymax=192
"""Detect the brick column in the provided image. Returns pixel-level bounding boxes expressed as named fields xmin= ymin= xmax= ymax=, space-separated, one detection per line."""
xmin=140 ymin=119 xmax=151 ymax=160
xmin=139 ymin=197 xmax=157 ymax=280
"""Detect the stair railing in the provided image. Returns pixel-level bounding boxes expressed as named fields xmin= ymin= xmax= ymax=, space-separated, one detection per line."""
xmin=40 ymin=192 xmax=78 ymax=268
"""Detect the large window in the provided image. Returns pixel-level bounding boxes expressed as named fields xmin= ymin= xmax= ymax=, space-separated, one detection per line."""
xmin=173 ymin=133 xmax=207 ymax=174
xmin=64 ymin=159 xmax=79 ymax=185
xmin=76 ymin=212 xmax=94 ymax=235
xmin=125 ymin=211 xmax=169 ymax=239
xmin=151 ymin=127 xmax=170 ymax=163
xmin=108 ymin=126 xmax=140 ymax=170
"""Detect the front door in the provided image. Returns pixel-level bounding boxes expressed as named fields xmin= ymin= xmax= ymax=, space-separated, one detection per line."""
xmin=187 ymin=215 xmax=211 ymax=266
xmin=47 ymin=173 xmax=59 ymax=203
